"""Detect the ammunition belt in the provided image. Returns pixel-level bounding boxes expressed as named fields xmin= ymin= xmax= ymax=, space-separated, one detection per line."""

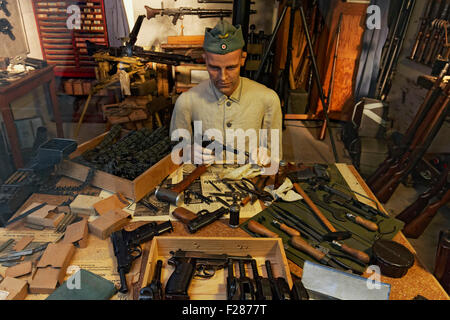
xmin=34 ymin=168 xmax=96 ymax=197
xmin=76 ymin=126 xmax=173 ymax=180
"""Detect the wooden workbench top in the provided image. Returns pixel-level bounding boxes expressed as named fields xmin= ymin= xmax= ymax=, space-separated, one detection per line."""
xmin=0 ymin=164 xmax=448 ymax=300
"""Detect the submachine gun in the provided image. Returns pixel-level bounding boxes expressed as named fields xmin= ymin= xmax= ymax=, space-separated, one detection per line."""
xmin=86 ymin=14 xmax=195 ymax=68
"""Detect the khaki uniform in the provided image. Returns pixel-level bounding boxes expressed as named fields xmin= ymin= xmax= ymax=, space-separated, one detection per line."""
xmin=170 ymin=77 xmax=283 ymax=158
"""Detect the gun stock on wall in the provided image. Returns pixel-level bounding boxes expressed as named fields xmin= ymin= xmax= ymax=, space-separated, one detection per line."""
xmin=145 ymin=4 xmax=256 ymax=25
xmin=374 ymin=84 xmax=450 ymax=203
xmin=368 ymin=70 xmax=449 ymax=193
xmin=402 ymin=187 xmax=450 ymax=238
xmin=396 ymin=166 xmax=449 ymax=224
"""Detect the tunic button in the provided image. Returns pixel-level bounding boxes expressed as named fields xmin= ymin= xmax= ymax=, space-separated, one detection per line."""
xmin=227 ymin=122 xmax=232 ymax=128
xmin=226 ymin=101 xmax=232 ymax=107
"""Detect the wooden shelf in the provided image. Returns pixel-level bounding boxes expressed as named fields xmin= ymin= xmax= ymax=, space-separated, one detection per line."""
xmin=32 ymin=0 xmax=109 ymax=78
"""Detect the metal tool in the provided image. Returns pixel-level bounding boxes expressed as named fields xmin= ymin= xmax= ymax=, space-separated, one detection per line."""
xmin=155 ymin=165 xmax=207 ymax=206
xmin=0 ymin=239 xmax=14 ymax=253
xmin=270 ymin=206 xmax=370 ymax=265
xmin=0 ymin=242 xmax=49 ymax=263
xmin=6 ymin=202 xmax=48 ymax=226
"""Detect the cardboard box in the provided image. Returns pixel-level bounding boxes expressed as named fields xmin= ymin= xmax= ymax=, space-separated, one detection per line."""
xmin=0 ymin=277 xmax=28 ymax=300
xmin=93 ymin=193 xmax=129 ymax=216
xmin=88 ymin=209 xmax=131 ymax=240
xmin=62 ymin=218 xmax=89 ymax=248
xmin=24 ymin=203 xmax=64 ymax=229
xmin=29 ymin=243 xmax=75 ymax=294
xmin=70 ymin=195 xmax=102 ymax=215
xmin=142 ymin=237 xmax=293 ymax=300
xmin=57 ymin=130 xmax=181 ymax=202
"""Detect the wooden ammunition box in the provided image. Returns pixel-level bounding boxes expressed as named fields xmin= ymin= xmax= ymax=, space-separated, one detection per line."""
xmin=57 ymin=130 xmax=180 ymax=202
xmin=142 ymin=237 xmax=293 ymax=300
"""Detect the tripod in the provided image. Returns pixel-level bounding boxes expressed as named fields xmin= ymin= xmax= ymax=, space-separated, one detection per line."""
xmin=256 ymin=0 xmax=339 ymax=163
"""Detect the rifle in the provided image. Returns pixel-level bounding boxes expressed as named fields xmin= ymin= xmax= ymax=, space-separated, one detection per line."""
xmin=410 ymin=0 xmax=438 ymax=60
xmin=111 ymin=221 xmax=173 ymax=293
xmin=396 ymin=166 xmax=449 ymax=224
xmin=402 ymin=187 xmax=450 ymax=239
xmin=145 ymin=3 xmax=256 ymax=25
xmin=164 ymin=249 xmax=252 ymax=300
xmin=370 ymin=76 xmax=450 ymax=193
xmin=367 ymin=70 xmax=447 ymax=187
xmin=377 ymin=0 xmax=416 ymax=100
xmin=424 ymin=5 xmax=450 ymax=65
xmin=422 ymin=0 xmax=450 ymax=64
xmin=319 ymin=13 xmax=342 ymax=141
xmin=375 ymin=85 xmax=450 ymax=203
xmin=416 ymin=0 xmax=446 ymax=62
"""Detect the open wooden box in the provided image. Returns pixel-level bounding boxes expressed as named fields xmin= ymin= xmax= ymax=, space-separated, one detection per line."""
xmin=58 ymin=130 xmax=181 ymax=202
xmin=142 ymin=237 xmax=293 ymax=300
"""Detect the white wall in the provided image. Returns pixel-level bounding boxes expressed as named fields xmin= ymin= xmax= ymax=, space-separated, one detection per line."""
xmin=19 ymin=0 xmax=277 ymax=57
xmin=130 ymin=0 xmax=277 ymax=49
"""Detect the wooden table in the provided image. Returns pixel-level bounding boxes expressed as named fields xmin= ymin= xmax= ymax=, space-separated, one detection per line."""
xmin=0 ymin=164 xmax=449 ymax=300
xmin=0 ymin=65 xmax=64 ymax=168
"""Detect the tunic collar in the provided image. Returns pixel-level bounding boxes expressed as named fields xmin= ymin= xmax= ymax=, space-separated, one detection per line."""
xmin=210 ymin=77 xmax=243 ymax=105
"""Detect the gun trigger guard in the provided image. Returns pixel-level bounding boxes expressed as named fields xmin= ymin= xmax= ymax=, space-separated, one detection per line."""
xmin=194 ymin=265 xmax=216 ymax=279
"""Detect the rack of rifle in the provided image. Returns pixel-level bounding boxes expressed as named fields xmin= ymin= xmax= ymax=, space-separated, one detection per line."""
xmin=368 ymin=65 xmax=450 ymax=203
xmin=410 ymin=0 xmax=450 ymax=67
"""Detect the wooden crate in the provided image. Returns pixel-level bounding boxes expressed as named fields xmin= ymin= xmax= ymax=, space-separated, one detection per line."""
xmin=141 ymin=237 xmax=293 ymax=300
xmin=58 ymin=130 xmax=180 ymax=202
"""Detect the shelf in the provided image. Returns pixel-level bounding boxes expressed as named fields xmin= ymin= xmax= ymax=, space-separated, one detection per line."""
xmin=32 ymin=0 xmax=109 ymax=78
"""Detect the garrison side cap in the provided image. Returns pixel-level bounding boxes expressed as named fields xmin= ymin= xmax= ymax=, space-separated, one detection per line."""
xmin=203 ymin=20 xmax=245 ymax=54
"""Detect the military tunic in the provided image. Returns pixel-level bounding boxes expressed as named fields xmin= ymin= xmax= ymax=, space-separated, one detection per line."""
xmin=170 ymin=77 xmax=283 ymax=158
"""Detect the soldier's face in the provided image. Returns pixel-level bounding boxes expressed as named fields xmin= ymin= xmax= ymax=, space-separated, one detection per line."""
xmin=203 ymin=49 xmax=247 ymax=97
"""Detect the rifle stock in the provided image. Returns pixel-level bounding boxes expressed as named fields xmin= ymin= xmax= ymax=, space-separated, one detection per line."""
xmin=410 ymin=0 xmax=437 ymax=60
xmin=375 ymin=90 xmax=450 ymax=203
xmin=396 ymin=167 xmax=449 ymax=223
xmin=368 ymin=66 xmax=448 ymax=190
xmin=145 ymin=6 xmax=161 ymax=20
xmin=402 ymin=188 xmax=450 ymax=238
xmin=370 ymin=80 xmax=450 ymax=193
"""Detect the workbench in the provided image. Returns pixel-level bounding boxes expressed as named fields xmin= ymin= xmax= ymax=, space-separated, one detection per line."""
xmin=0 ymin=163 xmax=448 ymax=300
xmin=0 ymin=65 xmax=64 ymax=169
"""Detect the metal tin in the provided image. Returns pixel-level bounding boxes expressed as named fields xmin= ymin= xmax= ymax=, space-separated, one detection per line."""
xmin=372 ymin=239 xmax=415 ymax=278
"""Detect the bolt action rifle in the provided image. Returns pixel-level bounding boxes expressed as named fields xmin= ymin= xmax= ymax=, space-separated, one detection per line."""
xmin=402 ymin=186 xmax=450 ymax=239
xmin=368 ymin=66 xmax=449 ymax=192
xmin=396 ymin=166 xmax=449 ymax=224
xmin=416 ymin=0 xmax=447 ymax=62
xmin=410 ymin=0 xmax=438 ymax=60
xmin=374 ymin=82 xmax=450 ymax=203
xmin=421 ymin=0 xmax=450 ymax=64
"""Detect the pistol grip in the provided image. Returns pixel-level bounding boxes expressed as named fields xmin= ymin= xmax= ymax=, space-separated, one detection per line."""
xmin=165 ymin=260 xmax=195 ymax=300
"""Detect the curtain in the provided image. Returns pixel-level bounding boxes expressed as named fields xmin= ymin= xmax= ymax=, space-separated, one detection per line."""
xmin=354 ymin=0 xmax=391 ymax=102
xmin=104 ymin=0 xmax=130 ymax=47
